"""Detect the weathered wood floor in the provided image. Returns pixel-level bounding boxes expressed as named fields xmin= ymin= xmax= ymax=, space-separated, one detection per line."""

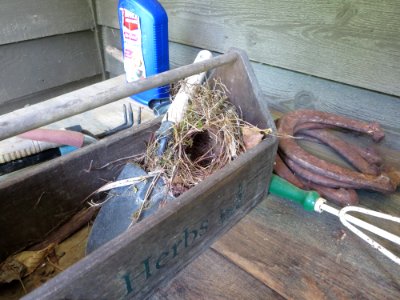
xmin=147 ymin=104 xmax=400 ymax=299
xmin=151 ymin=189 xmax=400 ymax=299
xmin=57 ymin=99 xmax=400 ymax=299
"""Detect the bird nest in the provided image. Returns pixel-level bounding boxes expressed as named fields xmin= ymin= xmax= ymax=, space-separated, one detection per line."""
xmin=142 ymin=79 xmax=270 ymax=196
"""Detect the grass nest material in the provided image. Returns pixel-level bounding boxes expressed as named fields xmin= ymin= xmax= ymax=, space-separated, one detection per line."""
xmin=142 ymin=78 xmax=270 ymax=196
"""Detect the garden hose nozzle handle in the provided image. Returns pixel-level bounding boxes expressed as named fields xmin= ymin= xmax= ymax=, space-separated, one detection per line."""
xmin=268 ymin=174 xmax=320 ymax=211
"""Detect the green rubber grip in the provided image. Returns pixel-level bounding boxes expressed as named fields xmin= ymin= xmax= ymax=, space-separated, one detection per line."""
xmin=268 ymin=174 xmax=320 ymax=211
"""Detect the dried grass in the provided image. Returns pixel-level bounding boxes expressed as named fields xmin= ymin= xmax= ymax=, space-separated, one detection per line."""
xmin=140 ymin=78 xmax=268 ymax=196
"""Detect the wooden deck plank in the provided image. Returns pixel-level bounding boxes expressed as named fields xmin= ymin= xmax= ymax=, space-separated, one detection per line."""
xmin=151 ymin=249 xmax=285 ymax=300
xmin=211 ymin=195 xmax=400 ymax=300
xmin=96 ymin=0 xmax=400 ymax=97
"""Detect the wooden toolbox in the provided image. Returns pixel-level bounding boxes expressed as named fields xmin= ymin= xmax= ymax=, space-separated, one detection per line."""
xmin=0 ymin=49 xmax=278 ymax=299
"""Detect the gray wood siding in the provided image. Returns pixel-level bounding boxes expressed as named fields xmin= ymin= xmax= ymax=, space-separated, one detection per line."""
xmin=96 ymin=0 xmax=400 ymax=97
xmin=0 ymin=31 xmax=102 ymax=107
xmin=0 ymin=76 xmax=102 ymax=115
xmin=0 ymin=0 xmax=103 ymax=111
xmin=101 ymin=25 xmax=400 ymax=144
xmin=0 ymin=0 xmax=95 ymax=45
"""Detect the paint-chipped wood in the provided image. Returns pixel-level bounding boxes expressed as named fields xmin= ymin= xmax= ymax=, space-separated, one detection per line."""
xmin=96 ymin=0 xmax=400 ymax=97
xmin=0 ymin=31 xmax=102 ymax=106
xmin=0 ymin=0 xmax=94 ymax=45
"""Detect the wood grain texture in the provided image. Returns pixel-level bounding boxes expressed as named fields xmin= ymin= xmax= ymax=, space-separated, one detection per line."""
xmin=0 ymin=120 xmax=159 ymax=261
xmin=100 ymin=27 xmax=203 ymax=74
xmin=23 ymin=134 xmax=276 ymax=299
xmin=3 ymin=53 xmax=278 ymax=299
xmin=96 ymin=0 xmax=400 ymax=96
xmin=0 ymin=75 xmax=102 ymax=115
xmin=0 ymin=31 xmax=102 ymax=105
xmin=212 ymin=194 xmax=400 ymax=300
xmin=151 ymin=249 xmax=284 ymax=299
xmin=95 ymin=0 xmax=119 ymax=29
xmin=101 ymin=26 xmax=125 ymax=75
xmin=102 ymin=27 xmax=231 ymax=74
xmin=100 ymin=26 xmax=400 ymax=144
xmin=0 ymin=0 xmax=94 ymax=45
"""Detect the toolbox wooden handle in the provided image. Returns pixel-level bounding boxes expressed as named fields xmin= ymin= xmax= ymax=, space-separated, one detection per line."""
xmin=0 ymin=51 xmax=238 ymax=142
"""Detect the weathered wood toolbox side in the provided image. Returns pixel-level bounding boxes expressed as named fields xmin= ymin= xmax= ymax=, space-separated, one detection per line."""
xmin=0 ymin=49 xmax=278 ymax=299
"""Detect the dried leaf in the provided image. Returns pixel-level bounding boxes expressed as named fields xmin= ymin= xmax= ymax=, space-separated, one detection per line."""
xmin=0 ymin=244 xmax=55 ymax=284
xmin=0 ymin=257 xmax=25 ymax=283
xmin=13 ymin=243 xmax=55 ymax=276
xmin=242 ymin=126 xmax=264 ymax=150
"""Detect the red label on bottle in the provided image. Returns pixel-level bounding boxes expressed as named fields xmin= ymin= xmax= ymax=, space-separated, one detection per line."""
xmin=120 ymin=8 xmax=146 ymax=82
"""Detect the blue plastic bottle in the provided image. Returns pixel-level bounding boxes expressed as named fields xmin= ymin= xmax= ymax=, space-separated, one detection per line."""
xmin=118 ymin=0 xmax=169 ymax=105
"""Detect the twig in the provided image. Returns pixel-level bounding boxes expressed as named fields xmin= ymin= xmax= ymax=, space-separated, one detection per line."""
xmin=137 ymin=107 xmax=142 ymax=125
xmin=33 ymin=192 xmax=46 ymax=209
xmin=95 ymin=154 xmax=144 ymax=170
xmin=129 ymin=172 xmax=161 ymax=226
xmin=84 ymin=172 xmax=161 ymax=205
xmin=143 ymin=78 xmax=266 ymax=196
xmin=46 ymin=257 xmax=64 ymax=272
xmin=84 ymin=160 xmax=94 ymax=173
xmin=19 ymin=277 xmax=27 ymax=294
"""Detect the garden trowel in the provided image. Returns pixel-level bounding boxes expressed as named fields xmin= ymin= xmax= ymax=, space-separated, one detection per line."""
xmin=86 ymin=163 xmax=173 ymax=254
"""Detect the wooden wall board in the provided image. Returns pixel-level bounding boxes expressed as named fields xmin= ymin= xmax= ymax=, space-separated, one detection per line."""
xmin=96 ymin=0 xmax=400 ymax=97
xmin=101 ymin=26 xmax=125 ymax=75
xmin=101 ymin=26 xmax=208 ymax=73
xmin=166 ymin=43 xmax=400 ymax=137
xmin=0 ymin=75 xmax=102 ymax=115
xmin=95 ymin=0 xmax=119 ymax=29
xmin=212 ymin=196 xmax=400 ymax=299
xmin=151 ymin=249 xmax=284 ymax=299
xmin=0 ymin=0 xmax=94 ymax=45
xmin=101 ymin=26 xmax=400 ymax=149
xmin=0 ymin=31 xmax=102 ymax=105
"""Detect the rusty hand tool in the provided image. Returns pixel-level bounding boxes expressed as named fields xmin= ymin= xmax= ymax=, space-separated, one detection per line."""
xmin=281 ymin=153 xmax=357 ymax=189
xmin=277 ymin=110 xmax=397 ymax=193
xmin=296 ymin=126 xmax=380 ymax=175
xmin=274 ymin=153 xmax=359 ymax=206
xmin=96 ymin=104 xmax=134 ymax=139
xmin=295 ymin=123 xmax=383 ymax=166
